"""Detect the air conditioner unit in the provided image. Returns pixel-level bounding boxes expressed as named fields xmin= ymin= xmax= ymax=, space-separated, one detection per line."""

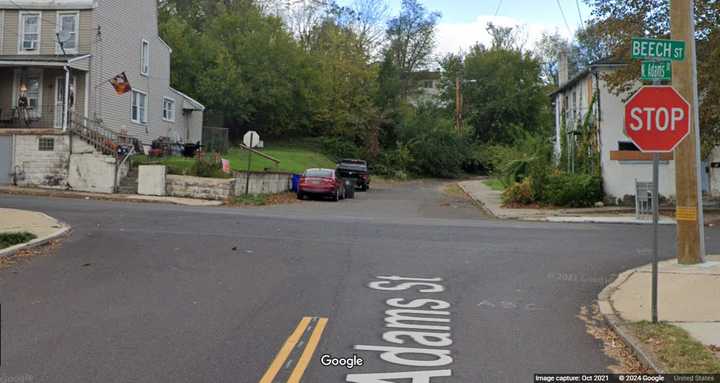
xmin=23 ymin=40 xmax=37 ymax=50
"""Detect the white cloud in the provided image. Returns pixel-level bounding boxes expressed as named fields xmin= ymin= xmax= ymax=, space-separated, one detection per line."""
xmin=434 ymin=15 xmax=574 ymax=57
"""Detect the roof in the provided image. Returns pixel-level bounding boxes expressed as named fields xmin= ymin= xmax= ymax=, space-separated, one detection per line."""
xmin=550 ymin=58 xmax=627 ymax=97
xmin=0 ymin=54 xmax=90 ymax=70
xmin=0 ymin=0 xmax=96 ymax=9
xmin=170 ymin=87 xmax=205 ymax=111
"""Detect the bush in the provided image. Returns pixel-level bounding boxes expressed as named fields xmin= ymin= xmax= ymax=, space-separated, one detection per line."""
xmin=190 ymin=152 xmax=231 ymax=178
xmin=502 ymin=178 xmax=534 ymax=205
xmin=409 ymin=129 xmax=470 ymax=178
xmin=320 ymin=136 xmax=360 ymax=160
xmin=0 ymin=232 xmax=36 ymax=249
xmin=541 ymin=173 xmax=603 ymax=207
xmin=372 ymin=142 xmax=414 ymax=178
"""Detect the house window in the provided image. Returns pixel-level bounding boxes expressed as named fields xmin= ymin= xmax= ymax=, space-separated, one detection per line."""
xmin=56 ymin=12 xmax=79 ymax=53
xmin=141 ymin=40 xmax=150 ymax=75
xmin=20 ymin=12 xmax=41 ymax=52
xmin=162 ymin=97 xmax=175 ymax=122
xmin=38 ymin=137 xmax=54 ymax=151
xmin=131 ymin=90 xmax=147 ymax=124
xmin=618 ymin=141 xmax=640 ymax=151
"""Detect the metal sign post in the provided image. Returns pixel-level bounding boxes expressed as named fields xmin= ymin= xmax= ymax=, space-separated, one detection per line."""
xmin=245 ymin=133 xmax=254 ymax=196
xmin=627 ymin=39 xmax=691 ymax=322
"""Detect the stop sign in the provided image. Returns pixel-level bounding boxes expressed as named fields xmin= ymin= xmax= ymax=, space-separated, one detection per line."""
xmin=624 ymin=86 xmax=690 ymax=152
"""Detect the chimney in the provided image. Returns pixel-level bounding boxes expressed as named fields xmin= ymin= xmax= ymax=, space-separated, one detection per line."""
xmin=558 ymin=48 xmax=569 ymax=86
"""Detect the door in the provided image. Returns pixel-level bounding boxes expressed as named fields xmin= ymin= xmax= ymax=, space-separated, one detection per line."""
xmin=0 ymin=136 xmax=12 ymax=185
xmin=54 ymin=76 xmax=76 ymax=129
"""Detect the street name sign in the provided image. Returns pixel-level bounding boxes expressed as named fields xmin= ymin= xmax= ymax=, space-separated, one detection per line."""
xmin=624 ymin=86 xmax=690 ymax=152
xmin=631 ymin=37 xmax=685 ymax=61
xmin=641 ymin=60 xmax=672 ymax=81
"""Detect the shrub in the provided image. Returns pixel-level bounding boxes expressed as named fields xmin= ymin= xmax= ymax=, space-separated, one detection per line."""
xmin=0 ymin=232 xmax=36 ymax=249
xmin=409 ymin=129 xmax=470 ymax=178
xmin=320 ymin=136 xmax=360 ymax=160
xmin=502 ymin=178 xmax=535 ymax=205
xmin=190 ymin=152 xmax=230 ymax=178
xmin=372 ymin=142 xmax=414 ymax=178
xmin=541 ymin=173 xmax=603 ymax=207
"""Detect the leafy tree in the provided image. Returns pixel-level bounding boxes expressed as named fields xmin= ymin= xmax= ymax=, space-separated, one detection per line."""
xmin=385 ymin=0 xmax=440 ymax=99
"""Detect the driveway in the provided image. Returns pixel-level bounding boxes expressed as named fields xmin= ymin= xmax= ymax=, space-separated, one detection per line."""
xmin=1 ymin=182 xmax=717 ymax=382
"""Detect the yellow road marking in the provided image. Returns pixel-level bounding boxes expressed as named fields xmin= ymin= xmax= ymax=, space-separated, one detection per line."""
xmin=259 ymin=317 xmax=312 ymax=383
xmin=287 ymin=317 xmax=328 ymax=383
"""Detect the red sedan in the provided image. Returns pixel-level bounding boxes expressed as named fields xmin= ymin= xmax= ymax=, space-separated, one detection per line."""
xmin=297 ymin=168 xmax=345 ymax=201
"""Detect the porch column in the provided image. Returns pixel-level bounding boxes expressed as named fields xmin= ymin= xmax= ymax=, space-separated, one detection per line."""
xmin=63 ymin=67 xmax=70 ymax=131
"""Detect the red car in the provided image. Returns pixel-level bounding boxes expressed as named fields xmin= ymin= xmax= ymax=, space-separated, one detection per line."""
xmin=297 ymin=168 xmax=346 ymax=201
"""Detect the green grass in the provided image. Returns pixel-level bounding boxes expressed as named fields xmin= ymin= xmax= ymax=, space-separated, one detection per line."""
xmin=0 ymin=232 xmax=37 ymax=249
xmin=631 ymin=321 xmax=720 ymax=373
xmin=483 ymin=178 xmax=506 ymax=191
xmin=133 ymin=143 xmax=335 ymax=175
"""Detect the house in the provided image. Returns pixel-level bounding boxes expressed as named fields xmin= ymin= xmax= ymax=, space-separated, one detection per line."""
xmin=0 ymin=0 xmax=204 ymax=192
xmin=407 ymin=71 xmax=442 ymax=107
xmin=550 ymin=56 xmax=678 ymax=203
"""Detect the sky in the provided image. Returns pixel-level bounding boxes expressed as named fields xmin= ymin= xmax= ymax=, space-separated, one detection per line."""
xmin=337 ymin=0 xmax=591 ymax=55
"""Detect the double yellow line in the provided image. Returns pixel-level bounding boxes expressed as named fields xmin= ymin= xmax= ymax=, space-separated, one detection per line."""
xmin=259 ymin=316 xmax=328 ymax=383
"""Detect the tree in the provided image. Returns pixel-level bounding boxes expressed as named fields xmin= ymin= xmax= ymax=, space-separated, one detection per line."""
xmin=385 ymin=0 xmax=440 ymax=99
xmin=585 ymin=0 xmax=720 ymax=156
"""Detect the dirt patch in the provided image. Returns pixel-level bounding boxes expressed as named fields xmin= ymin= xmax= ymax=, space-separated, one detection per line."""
xmin=577 ymin=304 xmax=650 ymax=374
xmin=225 ymin=192 xmax=302 ymax=207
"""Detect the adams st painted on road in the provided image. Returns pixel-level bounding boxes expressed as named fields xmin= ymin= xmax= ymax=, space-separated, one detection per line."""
xmin=346 ymin=276 xmax=453 ymax=383
xmin=624 ymin=86 xmax=691 ymax=153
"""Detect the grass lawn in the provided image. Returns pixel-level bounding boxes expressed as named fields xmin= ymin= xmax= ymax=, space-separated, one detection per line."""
xmin=133 ymin=143 xmax=336 ymax=175
xmin=0 ymin=232 xmax=36 ymax=249
xmin=483 ymin=178 xmax=506 ymax=191
xmin=631 ymin=321 xmax=720 ymax=373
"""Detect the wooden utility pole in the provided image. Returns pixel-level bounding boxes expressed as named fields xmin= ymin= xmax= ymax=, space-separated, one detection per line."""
xmin=455 ymin=77 xmax=463 ymax=134
xmin=671 ymin=0 xmax=705 ymax=264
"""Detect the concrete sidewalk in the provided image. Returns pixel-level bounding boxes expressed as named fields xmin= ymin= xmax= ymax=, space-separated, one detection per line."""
xmin=458 ymin=179 xmax=676 ymax=225
xmin=0 ymin=208 xmax=71 ymax=257
xmin=598 ymin=256 xmax=720 ymax=371
xmin=0 ymin=186 xmax=223 ymax=207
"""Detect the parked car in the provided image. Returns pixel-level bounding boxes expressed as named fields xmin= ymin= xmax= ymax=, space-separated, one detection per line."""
xmin=297 ymin=168 xmax=346 ymax=201
xmin=336 ymin=159 xmax=370 ymax=191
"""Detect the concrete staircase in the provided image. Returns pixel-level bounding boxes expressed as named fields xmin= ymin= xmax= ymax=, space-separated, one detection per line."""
xmin=117 ymin=168 xmax=138 ymax=194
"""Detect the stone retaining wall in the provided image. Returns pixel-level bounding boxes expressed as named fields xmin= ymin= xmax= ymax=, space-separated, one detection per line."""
xmin=165 ymin=175 xmax=235 ymax=200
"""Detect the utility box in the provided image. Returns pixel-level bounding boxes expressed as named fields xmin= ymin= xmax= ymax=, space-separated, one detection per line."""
xmin=138 ymin=165 xmax=167 ymax=196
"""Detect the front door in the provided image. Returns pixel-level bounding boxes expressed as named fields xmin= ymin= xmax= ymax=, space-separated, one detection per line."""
xmin=54 ymin=76 xmax=76 ymax=129
xmin=0 ymin=136 xmax=12 ymax=185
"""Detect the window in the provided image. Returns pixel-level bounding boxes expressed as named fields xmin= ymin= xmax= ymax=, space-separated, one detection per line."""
xmin=56 ymin=12 xmax=79 ymax=53
xmin=38 ymin=137 xmax=54 ymax=151
xmin=131 ymin=90 xmax=147 ymax=124
xmin=141 ymin=40 xmax=150 ymax=75
xmin=162 ymin=97 xmax=175 ymax=122
xmin=20 ymin=12 xmax=41 ymax=52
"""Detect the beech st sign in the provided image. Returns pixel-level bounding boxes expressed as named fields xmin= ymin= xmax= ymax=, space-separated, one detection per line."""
xmin=624 ymin=86 xmax=691 ymax=152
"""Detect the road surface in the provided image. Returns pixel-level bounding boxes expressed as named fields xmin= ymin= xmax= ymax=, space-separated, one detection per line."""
xmin=1 ymin=181 xmax=716 ymax=382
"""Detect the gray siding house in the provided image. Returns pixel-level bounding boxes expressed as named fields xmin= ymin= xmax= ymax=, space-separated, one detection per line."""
xmin=0 ymin=0 xmax=204 ymax=145
xmin=0 ymin=0 xmax=204 ymax=190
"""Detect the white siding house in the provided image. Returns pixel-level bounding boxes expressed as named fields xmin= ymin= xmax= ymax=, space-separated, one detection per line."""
xmin=551 ymin=59 xmax=677 ymax=202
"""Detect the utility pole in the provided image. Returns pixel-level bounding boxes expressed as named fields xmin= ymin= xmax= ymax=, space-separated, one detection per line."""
xmin=455 ymin=77 xmax=463 ymax=134
xmin=671 ymin=0 xmax=705 ymax=264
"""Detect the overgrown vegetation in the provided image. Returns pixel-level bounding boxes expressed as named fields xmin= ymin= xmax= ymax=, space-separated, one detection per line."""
xmin=632 ymin=321 xmax=720 ymax=373
xmin=0 ymin=232 xmax=37 ymax=249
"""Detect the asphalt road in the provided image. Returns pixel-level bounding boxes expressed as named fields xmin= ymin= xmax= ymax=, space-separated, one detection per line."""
xmin=1 ymin=181 xmax=718 ymax=383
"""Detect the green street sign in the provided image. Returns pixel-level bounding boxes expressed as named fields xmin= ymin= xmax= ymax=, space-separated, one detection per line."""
xmin=641 ymin=60 xmax=672 ymax=81
xmin=631 ymin=37 xmax=686 ymax=61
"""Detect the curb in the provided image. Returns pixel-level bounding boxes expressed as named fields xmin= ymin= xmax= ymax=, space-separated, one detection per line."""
xmin=0 ymin=187 xmax=223 ymax=207
xmin=456 ymin=182 xmax=498 ymax=218
xmin=0 ymin=215 xmax=71 ymax=258
xmin=597 ymin=268 xmax=666 ymax=373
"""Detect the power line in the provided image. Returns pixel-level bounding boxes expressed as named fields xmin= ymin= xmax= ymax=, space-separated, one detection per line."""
xmin=555 ymin=0 xmax=573 ymax=37
xmin=575 ymin=0 xmax=584 ymax=27
xmin=493 ymin=0 xmax=503 ymax=16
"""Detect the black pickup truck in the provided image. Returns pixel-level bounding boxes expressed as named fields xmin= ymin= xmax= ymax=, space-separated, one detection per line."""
xmin=336 ymin=159 xmax=370 ymax=191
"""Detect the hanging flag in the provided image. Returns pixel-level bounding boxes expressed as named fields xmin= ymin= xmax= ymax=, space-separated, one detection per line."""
xmin=109 ymin=72 xmax=132 ymax=95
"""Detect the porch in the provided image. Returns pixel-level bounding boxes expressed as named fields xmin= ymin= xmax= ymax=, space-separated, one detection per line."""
xmin=0 ymin=60 xmax=88 ymax=130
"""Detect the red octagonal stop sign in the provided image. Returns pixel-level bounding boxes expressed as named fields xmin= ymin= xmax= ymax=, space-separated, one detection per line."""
xmin=624 ymin=86 xmax=691 ymax=152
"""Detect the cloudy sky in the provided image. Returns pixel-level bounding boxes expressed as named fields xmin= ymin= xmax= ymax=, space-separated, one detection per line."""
xmin=337 ymin=0 xmax=591 ymax=55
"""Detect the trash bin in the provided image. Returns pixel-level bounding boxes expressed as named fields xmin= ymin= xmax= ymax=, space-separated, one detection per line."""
xmin=291 ymin=174 xmax=301 ymax=193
